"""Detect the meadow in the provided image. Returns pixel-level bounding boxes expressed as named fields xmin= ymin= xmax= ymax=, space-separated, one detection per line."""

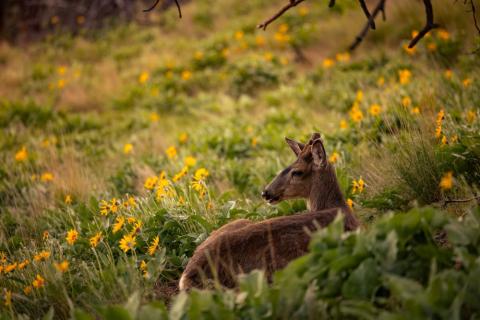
xmin=1 ymin=0 xmax=480 ymax=319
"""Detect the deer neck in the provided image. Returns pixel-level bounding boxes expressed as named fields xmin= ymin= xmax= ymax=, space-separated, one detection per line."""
xmin=307 ymin=165 xmax=347 ymax=212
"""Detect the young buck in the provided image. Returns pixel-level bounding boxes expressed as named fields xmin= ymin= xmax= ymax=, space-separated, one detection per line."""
xmin=179 ymin=133 xmax=359 ymax=290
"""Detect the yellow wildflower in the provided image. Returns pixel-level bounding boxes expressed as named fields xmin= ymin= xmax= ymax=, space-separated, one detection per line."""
xmin=179 ymin=133 xmax=188 ymax=144
xmin=99 ymin=200 xmax=110 ymax=215
xmin=322 ymin=58 xmax=335 ymax=69
xmin=181 ymin=70 xmax=192 ymax=81
xmin=15 ymin=147 xmax=28 ymax=162
xmin=255 ymin=35 xmax=266 ymax=46
xmin=398 ymin=69 xmax=412 ymax=85
xmin=298 ymin=6 xmax=309 ymax=16
xmin=463 ymin=78 xmax=472 ymax=88
xmin=34 ymin=251 xmax=50 ymax=262
xmin=41 ymin=172 xmax=54 ymax=182
xmin=329 ymin=152 xmax=340 ymax=164
xmin=173 ymin=166 xmax=189 ymax=182
xmin=109 ymin=198 xmax=119 ymax=213
xmin=150 ymin=112 xmax=160 ymax=123
xmin=148 ymin=236 xmax=160 ymax=256
xmin=66 ymin=229 xmax=78 ymax=245
xmin=437 ymin=29 xmax=450 ymax=40
xmin=251 ymin=137 xmax=258 ymax=147
xmin=90 ymin=232 xmax=102 ymax=248
xmin=369 ymin=104 xmax=382 ymax=116
xmin=402 ymin=96 xmax=412 ymax=108
xmin=439 ymin=171 xmax=453 ymax=190
xmin=18 ymin=259 xmax=30 ymax=270
xmin=411 ymin=30 xmax=419 ymax=39
xmin=234 ymin=31 xmax=244 ymax=40
xmin=194 ymin=51 xmax=204 ymax=60
xmin=450 ymin=135 xmax=458 ymax=144
xmin=402 ymin=44 xmax=416 ymax=55
xmin=54 ymin=260 xmax=69 ymax=273
xmin=57 ymin=65 xmax=67 ymax=75
xmin=352 ymin=178 xmax=365 ymax=194
xmin=441 ymin=135 xmax=448 ymax=145
xmin=444 ymin=69 xmax=453 ymax=79
xmin=194 ymin=168 xmax=209 ymax=181
xmin=119 ymin=234 xmax=136 ymax=253
xmin=43 ymin=230 xmax=49 ymax=240
xmin=274 ymin=32 xmax=290 ymax=44
xmin=123 ymin=143 xmax=133 ymax=155
xmin=4 ymin=263 xmax=17 ymax=273
xmin=466 ymin=110 xmax=477 ymax=123
xmin=340 ymin=119 xmax=348 ymax=129
xmin=57 ymin=79 xmax=66 ymax=89
xmin=349 ymin=103 xmax=363 ymax=123
xmin=112 ymin=216 xmax=125 ymax=234
xmin=144 ymin=176 xmax=159 ymax=190
xmin=347 ymin=198 xmax=353 ymax=209
xmin=278 ymin=23 xmax=289 ymax=33
xmin=24 ymin=286 xmax=32 ymax=295
xmin=65 ymin=195 xmax=72 ymax=205
xmin=138 ymin=71 xmax=149 ymax=84
xmin=166 ymin=146 xmax=177 ymax=159
xmin=435 ymin=109 xmax=445 ymax=138
xmin=140 ymin=260 xmax=147 ymax=271
xmin=335 ymin=52 xmax=350 ymax=62
xmin=263 ymin=52 xmax=273 ymax=62
xmin=411 ymin=107 xmax=420 ymax=115
xmin=427 ymin=43 xmax=437 ymax=52
xmin=32 ymin=274 xmax=45 ymax=288
xmin=355 ymin=90 xmax=363 ymax=102
xmin=184 ymin=156 xmax=197 ymax=167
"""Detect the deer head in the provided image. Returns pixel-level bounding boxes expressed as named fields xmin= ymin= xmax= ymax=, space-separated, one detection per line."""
xmin=262 ymin=133 xmax=344 ymax=211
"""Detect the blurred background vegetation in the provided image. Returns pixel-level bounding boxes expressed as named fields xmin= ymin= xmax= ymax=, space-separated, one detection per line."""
xmin=0 ymin=0 xmax=479 ymax=318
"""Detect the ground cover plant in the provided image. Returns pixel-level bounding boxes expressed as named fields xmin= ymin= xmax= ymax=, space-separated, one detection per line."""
xmin=0 ymin=1 xmax=479 ymax=319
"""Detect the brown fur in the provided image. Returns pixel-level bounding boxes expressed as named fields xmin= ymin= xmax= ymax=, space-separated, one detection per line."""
xmin=179 ymin=133 xmax=359 ymax=290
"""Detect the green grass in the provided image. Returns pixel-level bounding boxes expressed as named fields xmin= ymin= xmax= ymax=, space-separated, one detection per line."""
xmin=0 ymin=0 xmax=480 ymax=318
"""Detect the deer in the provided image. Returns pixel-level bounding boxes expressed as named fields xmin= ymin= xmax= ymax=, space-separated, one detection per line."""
xmin=178 ymin=133 xmax=359 ymax=290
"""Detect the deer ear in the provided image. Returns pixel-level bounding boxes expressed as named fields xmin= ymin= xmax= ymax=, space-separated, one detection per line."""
xmin=285 ymin=137 xmax=305 ymax=156
xmin=308 ymin=133 xmax=321 ymax=145
xmin=311 ymin=138 xmax=327 ymax=168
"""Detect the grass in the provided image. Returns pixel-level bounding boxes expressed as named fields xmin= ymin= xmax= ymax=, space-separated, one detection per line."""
xmin=0 ymin=0 xmax=480 ymax=318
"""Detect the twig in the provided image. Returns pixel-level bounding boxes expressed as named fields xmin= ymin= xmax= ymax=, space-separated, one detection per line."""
xmin=443 ymin=195 xmax=480 ymax=207
xmin=349 ymin=0 xmax=387 ymax=51
xmin=408 ymin=0 xmax=439 ymax=48
xmin=257 ymin=0 xmax=305 ymax=31
xmin=359 ymin=0 xmax=376 ymax=29
xmin=329 ymin=0 xmax=336 ymax=8
xmin=143 ymin=0 xmax=182 ymax=18
xmin=470 ymin=0 xmax=480 ymax=34
xmin=143 ymin=0 xmax=160 ymax=12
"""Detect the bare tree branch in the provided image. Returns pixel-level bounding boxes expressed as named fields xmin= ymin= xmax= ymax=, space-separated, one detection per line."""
xmin=329 ymin=0 xmax=336 ymax=8
xmin=359 ymin=0 xmax=376 ymax=29
xmin=144 ymin=0 xmax=182 ymax=18
xmin=470 ymin=0 xmax=480 ymax=34
xmin=143 ymin=0 xmax=160 ymax=12
xmin=408 ymin=0 xmax=439 ymax=48
xmin=257 ymin=0 xmax=305 ymax=31
xmin=349 ymin=0 xmax=386 ymax=51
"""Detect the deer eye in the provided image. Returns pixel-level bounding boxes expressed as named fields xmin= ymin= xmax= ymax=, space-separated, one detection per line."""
xmin=291 ymin=170 xmax=304 ymax=177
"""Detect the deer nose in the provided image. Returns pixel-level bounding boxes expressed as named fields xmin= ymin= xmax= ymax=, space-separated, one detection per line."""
xmin=261 ymin=190 xmax=271 ymax=200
